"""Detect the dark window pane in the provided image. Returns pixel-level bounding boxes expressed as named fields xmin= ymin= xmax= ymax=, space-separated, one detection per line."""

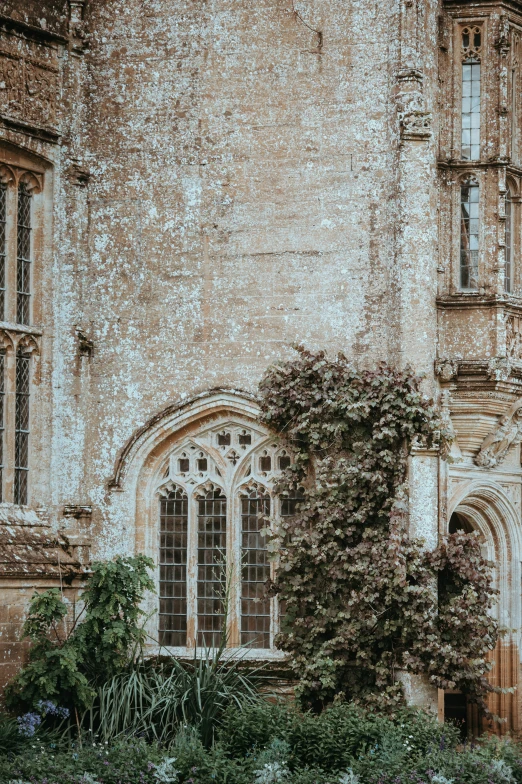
xmin=197 ymin=487 xmax=226 ymax=647
xmin=17 ymin=183 xmax=31 ymax=325
xmin=159 ymin=487 xmax=188 ymax=647
xmin=240 ymin=490 xmax=271 ymax=648
xmin=15 ymin=353 xmax=30 ymax=505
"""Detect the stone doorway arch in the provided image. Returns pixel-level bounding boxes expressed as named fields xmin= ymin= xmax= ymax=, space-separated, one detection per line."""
xmin=447 ymin=482 xmax=522 ymax=735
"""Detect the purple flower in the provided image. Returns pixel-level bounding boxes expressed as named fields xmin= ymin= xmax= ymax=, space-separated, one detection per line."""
xmin=17 ymin=712 xmax=42 ymax=737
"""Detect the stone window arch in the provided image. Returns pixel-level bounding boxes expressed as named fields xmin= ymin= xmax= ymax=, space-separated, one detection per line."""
xmin=154 ymin=411 xmax=296 ymax=652
xmin=0 ymin=145 xmax=46 ymax=506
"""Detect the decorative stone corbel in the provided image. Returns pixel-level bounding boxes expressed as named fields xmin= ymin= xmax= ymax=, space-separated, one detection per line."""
xmin=398 ymin=111 xmax=432 ymax=140
xmin=475 ymin=399 xmax=522 ymax=468
xmin=487 ymin=356 xmax=511 ymax=382
xmin=434 ymin=358 xmax=458 ymax=382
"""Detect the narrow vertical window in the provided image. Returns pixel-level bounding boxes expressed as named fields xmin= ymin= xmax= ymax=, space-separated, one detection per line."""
xmin=0 ymin=352 xmax=5 ymax=502
xmin=17 ymin=182 xmax=31 ymax=325
xmin=159 ymin=487 xmax=188 ymax=647
xmin=197 ymin=487 xmax=227 ymax=646
xmin=14 ymin=351 xmax=30 ymax=505
xmin=461 ymin=28 xmax=481 ymax=161
xmin=460 ymin=181 xmax=479 ymax=290
xmin=506 ymin=188 xmax=513 ymax=293
xmin=240 ymin=487 xmax=271 ymax=648
xmin=0 ymin=183 xmax=6 ymax=320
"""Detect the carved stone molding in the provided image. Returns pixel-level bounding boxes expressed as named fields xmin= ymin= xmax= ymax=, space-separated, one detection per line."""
xmin=487 ymin=357 xmax=512 ymax=382
xmin=0 ymin=51 xmax=58 ymax=130
xmin=399 ymin=110 xmax=432 ymax=139
xmin=506 ymin=314 xmax=522 ymax=362
xmin=434 ymin=358 xmax=459 ymax=382
xmin=0 ymin=164 xmax=42 ymax=193
xmin=475 ymin=399 xmax=522 ymax=468
xmin=0 ymin=328 xmax=41 ymax=355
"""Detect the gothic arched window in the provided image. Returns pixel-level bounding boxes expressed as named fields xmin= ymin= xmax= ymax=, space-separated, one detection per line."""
xmin=461 ymin=26 xmax=481 ymax=161
xmin=157 ymin=420 xmax=299 ymax=652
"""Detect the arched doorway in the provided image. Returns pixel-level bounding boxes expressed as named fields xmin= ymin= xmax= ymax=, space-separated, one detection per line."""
xmin=446 ymin=483 xmax=521 ymax=736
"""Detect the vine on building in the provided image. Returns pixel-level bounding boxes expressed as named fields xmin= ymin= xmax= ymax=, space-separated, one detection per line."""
xmin=259 ymin=347 xmax=499 ymax=712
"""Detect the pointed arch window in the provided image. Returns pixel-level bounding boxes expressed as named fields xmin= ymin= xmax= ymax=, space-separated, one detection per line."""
xmin=156 ymin=422 xmax=297 ymax=653
xmin=461 ymin=27 xmax=481 ymax=161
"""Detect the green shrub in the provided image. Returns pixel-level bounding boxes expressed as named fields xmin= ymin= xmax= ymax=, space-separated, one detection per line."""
xmin=86 ymin=648 xmax=272 ymax=747
xmin=5 ymin=555 xmax=154 ymax=713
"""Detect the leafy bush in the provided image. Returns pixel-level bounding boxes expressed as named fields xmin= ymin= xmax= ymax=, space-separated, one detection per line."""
xmin=1 ymin=704 xmax=522 ymax=784
xmin=5 ymin=555 xmax=154 ymax=713
xmin=259 ymin=348 xmax=499 ymax=710
xmin=86 ymin=648 xmax=272 ymax=746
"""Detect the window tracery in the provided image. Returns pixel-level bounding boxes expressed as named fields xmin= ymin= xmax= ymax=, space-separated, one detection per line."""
xmin=156 ymin=418 xmax=296 ymax=652
xmin=0 ymin=154 xmax=44 ymax=507
xmin=461 ymin=27 xmax=481 ymax=161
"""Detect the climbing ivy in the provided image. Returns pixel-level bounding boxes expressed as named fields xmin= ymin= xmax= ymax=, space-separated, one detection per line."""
xmin=259 ymin=347 xmax=499 ymax=712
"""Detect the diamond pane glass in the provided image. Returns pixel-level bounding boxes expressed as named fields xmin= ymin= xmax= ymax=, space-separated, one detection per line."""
xmin=15 ymin=353 xmax=30 ymax=505
xmin=17 ymin=183 xmax=31 ymax=325
xmin=240 ymin=489 xmax=271 ymax=648
xmin=197 ymin=487 xmax=227 ymax=647
xmin=159 ymin=487 xmax=188 ymax=646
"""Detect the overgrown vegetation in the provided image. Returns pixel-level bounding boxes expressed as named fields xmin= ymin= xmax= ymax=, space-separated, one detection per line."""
xmin=5 ymin=555 xmax=154 ymax=713
xmin=2 ymin=702 xmax=522 ymax=784
xmin=0 ymin=350 xmax=509 ymax=783
xmin=259 ymin=348 xmax=499 ymax=710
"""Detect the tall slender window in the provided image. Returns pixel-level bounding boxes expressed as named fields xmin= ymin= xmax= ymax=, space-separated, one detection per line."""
xmin=460 ymin=181 xmax=479 ymax=290
xmin=17 ymin=182 xmax=31 ymax=325
xmin=506 ymin=188 xmax=513 ymax=293
xmin=0 ymin=351 xmax=5 ymax=502
xmin=461 ymin=28 xmax=481 ymax=161
xmin=0 ymin=183 xmax=6 ymax=321
xmin=14 ymin=352 xmax=30 ymax=505
xmin=240 ymin=487 xmax=271 ymax=648
xmin=159 ymin=487 xmax=188 ymax=647
xmin=197 ymin=487 xmax=227 ymax=647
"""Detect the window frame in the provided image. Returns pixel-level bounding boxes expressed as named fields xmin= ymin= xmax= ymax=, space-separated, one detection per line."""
xmin=153 ymin=420 xmax=296 ymax=659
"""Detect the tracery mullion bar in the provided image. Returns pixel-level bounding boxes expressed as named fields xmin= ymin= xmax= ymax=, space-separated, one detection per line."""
xmin=16 ymin=183 xmax=31 ymax=326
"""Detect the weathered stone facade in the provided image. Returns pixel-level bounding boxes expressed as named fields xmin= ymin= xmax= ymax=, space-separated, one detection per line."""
xmin=1 ymin=0 xmax=522 ymax=733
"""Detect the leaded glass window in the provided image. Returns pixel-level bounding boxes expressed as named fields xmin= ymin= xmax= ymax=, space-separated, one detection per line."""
xmin=0 ymin=351 xmax=5 ymax=502
xmin=15 ymin=351 xmax=30 ymax=505
xmin=506 ymin=188 xmax=513 ymax=293
xmin=159 ymin=487 xmax=188 ymax=647
xmin=197 ymin=487 xmax=227 ymax=647
xmin=461 ymin=28 xmax=481 ymax=161
xmin=0 ymin=184 xmax=6 ymax=320
xmin=241 ymin=487 xmax=271 ymax=648
xmin=17 ymin=182 xmax=31 ymax=325
xmin=460 ymin=181 xmax=479 ymax=290
xmin=157 ymin=422 xmax=295 ymax=652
